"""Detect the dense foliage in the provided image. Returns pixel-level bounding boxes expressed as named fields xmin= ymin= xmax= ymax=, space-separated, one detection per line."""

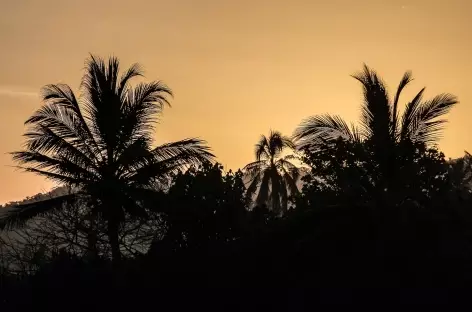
xmin=1 ymin=57 xmax=471 ymax=309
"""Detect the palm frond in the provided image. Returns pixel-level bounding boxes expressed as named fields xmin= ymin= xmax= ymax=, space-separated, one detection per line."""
xmin=352 ymin=64 xmax=392 ymax=143
xmin=281 ymin=135 xmax=296 ymax=150
xmin=129 ymin=81 xmax=172 ymax=108
xmin=23 ymin=125 xmax=98 ymax=171
xmin=243 ymin=160 xmax=266 ymax=180
xmin=40 ymin=83 xmax=96 ymax=140
xmin=392 ymin=71 xmax=413 ymax=136
xmin=400 ymin=88 xmax=425 ymax=141
xmin=119 ymin=81 xmax=172 ymax=145
xmin=15 ymin=166 xmax=87 ymax=186
xmin=80 ymin=54 xmax=122 ymax=152
xmin=11 ymin=151 xmax=98 ymax=183
xmin=293 ymin=114 xmax=358 ymax=151
xmin=124 ymin=156 xmax=187 ymax=189
xmin=351 ymin=123 xmax=362 ymax=142
xmin=25 ymin=100 xmax=99 ymax=163
xmin=411 ymin=93 xmax=458 ymax=144
xmin=269 ymin=167 xmax=282 ymax=213
xmin=255 ymin=134 xmax=271 ymax=161
xmin=276 ymin=157 xmax=300 ymax=176
xmin=279 ymin=178 xmax=289 ymax=213
xmin=282 ymin=154 xmax=300 ymax=161
xmin=0 ymin=194 xmax=78 ymax=230
xmin=283 ymin=170 xmax=300 ymax=196
xmin=245 ymin=171 xmax=261 ymax=205
xmin=267 ymin=130 xmax=293 ymax=159
xmin=125 ymin=158 xmax=182 ymax=188
xmin=118 ymin=63 xmax=143 ymax=100
xmin=115 ymin=138 xmax=153 ymax=178
xmin=255 ymin=171 xmax=271 ymax=208
xmin=124 ymin=139 xmax=214 ymax=187
xmin=107 ymin=56 xmax=120 ymax=93
xmin=151 ymin=138 xmax=214 ymax=164
xmin=277 ymin=157 xmax=301 ymax=196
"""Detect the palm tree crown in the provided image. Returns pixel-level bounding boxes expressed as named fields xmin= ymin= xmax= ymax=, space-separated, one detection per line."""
xmin=293 ymin=64 xmax=458 ymax=151
xmin=244 ymin=131 xmax=301 ymax=215
xmin=1 ymin=55 xmax=214 ymax=262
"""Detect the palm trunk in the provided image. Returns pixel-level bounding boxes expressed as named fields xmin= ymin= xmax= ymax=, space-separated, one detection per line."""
xmin=86 ymin=210 xmax=98 ymax=260
xmin=107 ymin=219 xmax=121 ymax=269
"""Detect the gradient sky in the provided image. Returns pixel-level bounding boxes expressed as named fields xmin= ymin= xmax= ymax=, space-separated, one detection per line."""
xmin=0 ymin=0 xmax=470 ymax=203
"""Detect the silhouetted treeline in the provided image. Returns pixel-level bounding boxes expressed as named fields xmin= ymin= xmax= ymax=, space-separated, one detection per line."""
xmin=2 ymin=156 xmax=472 ymax=309
xmin=1 ymin=56 xmax=472 ymax=309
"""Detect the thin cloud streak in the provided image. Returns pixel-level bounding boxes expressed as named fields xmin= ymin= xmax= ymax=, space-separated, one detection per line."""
xmin=0 ymin=87 xmax=38 ymax=98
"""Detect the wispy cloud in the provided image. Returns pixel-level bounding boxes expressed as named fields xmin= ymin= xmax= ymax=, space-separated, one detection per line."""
xmin=0 ymin=86 xmax=38 ymax=98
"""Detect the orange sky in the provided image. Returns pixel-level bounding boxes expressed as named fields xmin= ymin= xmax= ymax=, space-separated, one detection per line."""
xmin=0 ymin=0 xmax=470 ymax=204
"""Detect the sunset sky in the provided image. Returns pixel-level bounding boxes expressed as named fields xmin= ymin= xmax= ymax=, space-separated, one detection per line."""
xmin=0 ymin=0 xmax=470 ymax=204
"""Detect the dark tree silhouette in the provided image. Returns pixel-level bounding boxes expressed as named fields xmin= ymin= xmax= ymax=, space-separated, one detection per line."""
xmin=243 ymin=131 xmax=302 ymax=215
xmin=1 ymin=62 xmax=472 ymax=309
xmin=148 ymin=162 xmax=247 ymax=255
xmin=293 ymin=65 xmax=458 ymax=203
xmin=447 ymin=152 xmax=472 ymax=197
xmin=298 ymin=138 xmax=449 ymax=209
xmin=293 ymin=64 xmax=458 ymax=151
xmin=0 ymin=55 xmax=214 ymax=266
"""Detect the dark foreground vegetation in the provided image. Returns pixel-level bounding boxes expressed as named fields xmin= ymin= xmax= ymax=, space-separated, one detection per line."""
xmin=0 ymin=56 xmax=471 ymax=309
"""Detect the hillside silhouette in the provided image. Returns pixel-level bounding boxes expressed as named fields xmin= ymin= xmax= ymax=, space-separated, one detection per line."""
xmin=0 ymin=55 xmax=471 ymax=310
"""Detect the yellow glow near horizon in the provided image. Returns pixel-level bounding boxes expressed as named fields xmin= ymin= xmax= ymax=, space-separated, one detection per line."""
xmin=0 ymin=0 xmax=470 ymax=203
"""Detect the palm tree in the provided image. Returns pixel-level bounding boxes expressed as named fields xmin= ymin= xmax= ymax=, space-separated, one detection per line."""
xmin=0 ymin=55 xmax=214 ymax=265
xmin=293 ymin=64 xmax=458 ymax=195
xmin=294 ymin=64 xmax=457 ymax=151
xmin=243 ymin=131 xmax=302 ymax=215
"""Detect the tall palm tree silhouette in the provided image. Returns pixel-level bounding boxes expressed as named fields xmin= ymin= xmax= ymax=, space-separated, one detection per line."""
xmin=244 ymin=131 xmax=301 ymax=215
xmin=294 ymin=64 xmax=457 ymax=150
xmin=293 ymin=64 xmax=458 ymax=195
xmin=0 ymin=55 xmax=214 ymax=265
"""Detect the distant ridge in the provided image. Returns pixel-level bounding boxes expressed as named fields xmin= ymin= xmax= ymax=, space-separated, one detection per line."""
xmin=0 ymin=186 xmax=73 ymax=210
xmin=3 ymin=155 xmax=468 ymax=212
xmin=0 ymin=166 xmax=312 ymax=211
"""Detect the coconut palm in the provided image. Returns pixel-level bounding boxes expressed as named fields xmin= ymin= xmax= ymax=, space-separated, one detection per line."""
xmin=293 ymin=64 xmax=458 ymax=151
xmin=244 ymin=131 xmax=301 ymax=215
xmin=0 ymin=55 xmax=214 ymax=265
xmin=293 ymin=65 xmax=458 ymax=197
